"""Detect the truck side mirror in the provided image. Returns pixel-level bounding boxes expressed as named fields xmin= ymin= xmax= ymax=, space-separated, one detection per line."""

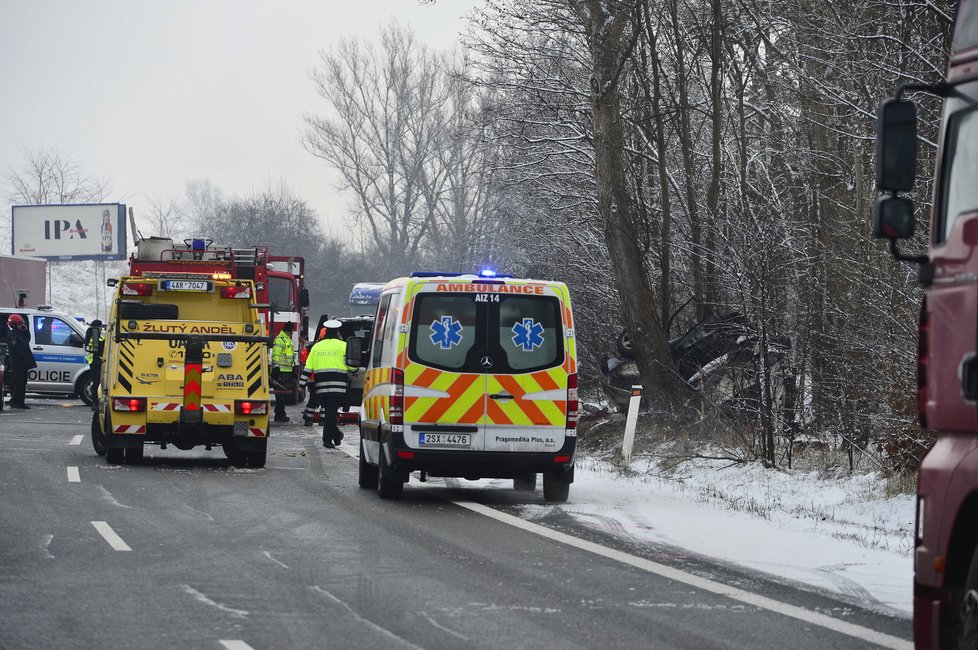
xmin=345 ymin=336 xmax=364 ymax=369
xmin=300 ymin=288 xmax=310 ymax=309
xmin=873 ymin=196 xmax=916 ymax=239
xmin=876 ymin=99 xmax=917 ymax=192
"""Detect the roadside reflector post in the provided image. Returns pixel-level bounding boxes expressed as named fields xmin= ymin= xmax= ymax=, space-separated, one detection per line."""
xmin=621 ymin=385 xmax=642 ymax=465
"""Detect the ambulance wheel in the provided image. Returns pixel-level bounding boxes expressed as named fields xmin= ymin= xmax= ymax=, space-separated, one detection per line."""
xmin=543 ymin=469 xmax=571 ymax=503
xmin=377 ymin=450 xmax=403 ymax=500
xmin=77 ymin=372 xmax=96 ymax=407
xmin=513 ymin=474 xmax=537 ymax=492
xmin=358 ymin=440 xmax=378 ymax=489
xmin=125 ymin=446 xmax=143 ymax=463
xmin=106 ymin=447 xmax=124 ymax=464
xmin=91 ymin=411 xmax=106 ymax=457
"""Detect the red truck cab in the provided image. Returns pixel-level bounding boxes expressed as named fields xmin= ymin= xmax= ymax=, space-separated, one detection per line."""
xmin=874 ymin=2 xmax=978 ymax=646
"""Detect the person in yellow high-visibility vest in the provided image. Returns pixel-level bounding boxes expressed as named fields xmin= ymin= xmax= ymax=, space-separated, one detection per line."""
xmin=300 ymin=319 xmax=350 ymax=448
xmin=271 ymin=321 xmax=296 ymax=423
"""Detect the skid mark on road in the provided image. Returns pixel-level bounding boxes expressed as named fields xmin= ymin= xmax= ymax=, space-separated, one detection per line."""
xmin=262 ymin=550 xmax=289 ymax=569
xmin=97 ymin=485 xmax=131 ymax=509
xmin=418 ymin=611 xmax=469 ymax=642
xmin=39 ymin=534 xmax=55 ymax=559
xmin=182 ymin=585 xmax=248 ymax=619
xmin=309 ymin=585 xmax=423 ymax=649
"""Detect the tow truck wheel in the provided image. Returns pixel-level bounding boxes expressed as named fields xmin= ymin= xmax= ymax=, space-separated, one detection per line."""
xmin=377 ymin=450 xmax=403 ymax=500
xmin=91 ymin=411 xmax=106 ymax=457
xmin=76 ymin=371 xmax=96 ymax=407
xmin=513 ymin=474 xmax=537 ymax=492
xmin=543 ymin=468 xmax=571 ymax=503
xmin=960 ymin=542 xmax=978 ymax=648
xmin=223 ymin=442 xmax=247 ymax=468
xmin=246 ymin=441 xmax=267 ymax=468
xmin=358 ymin=440 xmax=378 ymax=489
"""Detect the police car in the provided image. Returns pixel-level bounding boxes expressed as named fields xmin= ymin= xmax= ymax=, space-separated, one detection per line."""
xmin=0 ymin=306 xmax=95 ymax=405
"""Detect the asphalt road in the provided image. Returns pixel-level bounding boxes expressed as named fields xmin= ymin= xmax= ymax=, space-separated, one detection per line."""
xmin=0 ymin=397 xmax=914 ymax=649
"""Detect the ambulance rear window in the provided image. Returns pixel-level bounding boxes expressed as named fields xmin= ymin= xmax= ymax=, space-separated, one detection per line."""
xmin=497 ymin=296 xmax=562 ymax=371
xmin=411 ymin=295 xmax=477 ymax=371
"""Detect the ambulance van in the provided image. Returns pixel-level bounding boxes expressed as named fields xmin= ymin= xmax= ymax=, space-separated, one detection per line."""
xmin=354 ymin=272 xmax=579 ymax=501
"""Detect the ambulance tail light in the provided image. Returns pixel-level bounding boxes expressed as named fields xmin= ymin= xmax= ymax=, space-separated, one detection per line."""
xmin=235 ymin=400 xmax=268 ymax=415
xmin=917 ymin=297 xmax=929 ymax=428
xmin=221 ymin=284 xmax=252 ymax=299
xmin=566 ymin=372 xmax=579 ymax=430
xmin=121 ymin=282 xmax=153 ymax=296
xmin=113 ymin=397 xmax=146 ymax=412
xmin=389 ymin=369 xmax=405 ymax=426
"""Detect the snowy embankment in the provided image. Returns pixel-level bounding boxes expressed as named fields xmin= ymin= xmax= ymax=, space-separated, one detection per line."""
xmin=532 ymin=452 xmax=914 ymax=617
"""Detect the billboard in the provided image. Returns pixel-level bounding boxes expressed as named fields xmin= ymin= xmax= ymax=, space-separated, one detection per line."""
xmin=11 ymin=203 xmax=127 ymax=261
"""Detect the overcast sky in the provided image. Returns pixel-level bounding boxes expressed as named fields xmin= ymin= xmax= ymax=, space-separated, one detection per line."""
xmin=0 ymin=0 xmax=479 ymax=242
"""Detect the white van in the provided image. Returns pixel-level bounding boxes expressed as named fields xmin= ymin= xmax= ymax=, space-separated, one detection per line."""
xmin=0 ymin=307 xmax=95 ymax=405
xmin=353 ymin=272 xmax=579 ymax=501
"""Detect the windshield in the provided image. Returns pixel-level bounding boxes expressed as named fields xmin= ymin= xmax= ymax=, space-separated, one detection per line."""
xmin=269 ymin=276 xmax=294 ymax=311
xmin=939 ymin=105 xmax=978 ymax=243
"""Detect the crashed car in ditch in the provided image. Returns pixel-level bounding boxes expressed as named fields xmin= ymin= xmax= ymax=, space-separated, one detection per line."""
xmin=601 ymin=310 xmax=792 ymax=414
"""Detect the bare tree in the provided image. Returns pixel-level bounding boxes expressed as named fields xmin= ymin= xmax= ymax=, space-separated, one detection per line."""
xmin=304 ymin=23 xmax=450 ymax=277
xmin=4 ymin=146 xmax=109 ymax=206
xmin=141 ymin=195 xmax=184 ymax=240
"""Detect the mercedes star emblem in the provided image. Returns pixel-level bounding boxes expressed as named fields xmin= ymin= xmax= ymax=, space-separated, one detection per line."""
xmin=481 ymin=355 xmax=493 ymax=369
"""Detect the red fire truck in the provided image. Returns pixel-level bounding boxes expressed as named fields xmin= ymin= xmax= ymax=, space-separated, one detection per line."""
xmin=129 ymin=237 xmax=309 ymax=403
xmin=874 ymin=2 xmax=978 ymax=646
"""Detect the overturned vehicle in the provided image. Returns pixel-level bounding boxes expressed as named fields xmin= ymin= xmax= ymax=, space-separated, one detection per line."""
xmin=601 ymin=309 xmax=794 ymax=415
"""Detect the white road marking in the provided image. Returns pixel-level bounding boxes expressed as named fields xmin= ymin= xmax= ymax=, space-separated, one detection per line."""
xmin=97 ymin=485 xmax=131 ymax=509
xmin=456 ymin=502 xmax=912 ymax=650
xmin=310 ymin=585 xmax=423 ymax=649
xmin=91 ymin=521 xmax=132 ymax=551
xmin=219 ymin=642 xmax=255 ymax=650
xmin=67 ymin=466 xmax=80 ymax=483
xmin=69 ymin=435 xmax=84 ymax=445
xmin=182 ymin=585 xmax=248 ymax=619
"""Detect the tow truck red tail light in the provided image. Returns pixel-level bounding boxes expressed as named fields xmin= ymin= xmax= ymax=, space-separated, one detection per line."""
xmin=389 ymin=368 xmax=405 ymax=426
xmin=121 ymin=282 xmax=153 ymax=296
xmin=917 ymin=298 xmax=929 ymax=429
xmin=566 ymin=372 xmax=579 ymax=430
xmin=113 ymin=397 xmax=146 ymax=412
xmin=396 ymin=450 xmax=415 ymax=459
xmin=235 ymin=400 xmax=268 ymax=415
xmin=220 ymin=284 xmax=252 ymax=299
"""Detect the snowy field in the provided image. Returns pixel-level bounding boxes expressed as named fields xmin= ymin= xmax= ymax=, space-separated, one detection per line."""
xmin=36 ymin=260 xmax=917 ymax=617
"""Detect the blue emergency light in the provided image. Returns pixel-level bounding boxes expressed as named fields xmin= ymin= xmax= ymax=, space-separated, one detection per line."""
xmin=479 ymin=268 xmax=497 ymax=277
xmin=190 ymin=239 xmax=207 ymax=251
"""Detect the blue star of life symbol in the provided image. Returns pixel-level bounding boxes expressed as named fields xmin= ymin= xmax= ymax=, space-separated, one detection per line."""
xmin=512 ymin=318 xmax=545 ymax=352
xmin=430 ymin=316 xmax=463 ymax=350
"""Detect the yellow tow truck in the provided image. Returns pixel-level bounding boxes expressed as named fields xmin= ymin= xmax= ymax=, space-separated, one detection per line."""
xmin=91 ymin=272 xmax=273 ymax=467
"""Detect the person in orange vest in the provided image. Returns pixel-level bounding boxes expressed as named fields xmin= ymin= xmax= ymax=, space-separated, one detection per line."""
xmin=300 ymin=319 xmax=350 ymax=448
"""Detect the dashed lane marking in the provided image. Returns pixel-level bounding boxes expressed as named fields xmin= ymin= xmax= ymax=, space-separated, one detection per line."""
xmin=67 ymin=466 xmax=80 ymax=483
xmin=91 ymin=521 xmax=132 ymax=551
xmin=219 ymin=642 xmax=255 ymax=650
xmin=70 ymin=435 xmax=83 ymax=445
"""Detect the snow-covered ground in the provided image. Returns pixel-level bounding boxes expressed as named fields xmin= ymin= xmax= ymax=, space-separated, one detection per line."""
xmin=35 ymin=259 xmax=917 ymax=618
